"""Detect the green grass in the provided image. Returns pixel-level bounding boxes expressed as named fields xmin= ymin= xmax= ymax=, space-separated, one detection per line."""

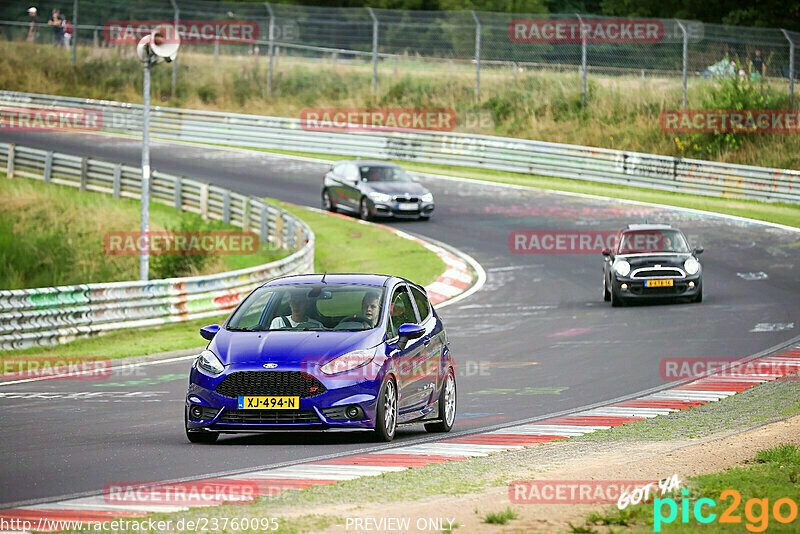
xmin=1 ymin=201 xmax=446 ymax=361
xmin=3 ymin=40 xmax=797 ymax=170
xmin=483 ymin=507 xmax=519 ymax=525
xmin=0 ymin=177 xmax=285 ymax=289
xmin=570 ymin=444 xmax=800 ymax=533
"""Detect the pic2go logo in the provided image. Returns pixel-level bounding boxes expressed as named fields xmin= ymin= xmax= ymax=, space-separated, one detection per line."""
xmin=653 ymin=489 xmax=799 ymax=532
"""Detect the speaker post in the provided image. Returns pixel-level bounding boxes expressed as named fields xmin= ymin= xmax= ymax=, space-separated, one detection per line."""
xmin=137 ymin=26 xmax=180 ymax=281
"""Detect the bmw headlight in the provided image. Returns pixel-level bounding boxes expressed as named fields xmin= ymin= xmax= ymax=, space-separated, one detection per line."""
xmin=367 ymin=192 xmax=393 ymax=203
xmin=613 ymin=260 xmax=631 ymax=277
xmin=684 ymin=257 xmax=701 ymax=275
xmin=197 ymin=349 xmax=224 ymax=375
xmin=320 ymin=349 xmax=376 ymax=375
xmin=421 ymin=192 xmax=434 ymax=202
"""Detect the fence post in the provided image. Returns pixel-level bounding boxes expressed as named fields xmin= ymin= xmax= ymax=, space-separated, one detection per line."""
xmin=265 ymin=2 xmax=275 ymax=95
xmin=214 ymin=40 xmax=219 ymax=62
xmin=71 ymin=0 xmax=78 ymax=69
xmin=470 ymin=11 xmax=481 ymax=99
xmin=7 ymin=144 xmax=14 ymax=179
xmin=260 ymin=207 xmax=268 ymax=244
xmin=367 ymin=7 xmax=378 ymax=94
xmin=223 ymin=190 xmax=231 ymax=223
xmin=576 ymin=13 xmax=587 ymax=107
xmin=200 ymin=183 xmax=209 ymax=221
xmin=173 ymin=176 xmax=182 ymax=209
xmin=112 ymin=163 xmax=120 ymax=197
xmin=169 ymin=0 xmax=179 ymax=95
xmin=782 ymin=29 xmax=795 ymax=108
xmin=44 ymin=151 xmax=53 ymax=183
xmin=242 ymin=198 xmax=251 ymax=232
xmin=274 ymin=213 xmax=284 ymax=248
xmin=79 ymin=157 xmax=88 ymax=191
xmin=676 ymin=20 xmax=688 ymax=108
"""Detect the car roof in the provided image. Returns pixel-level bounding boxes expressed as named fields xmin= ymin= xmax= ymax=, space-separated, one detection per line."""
xmin=624 ymin=224 xmax=674 ymax=231
xmin=337 ymin=160 xmax=401 ymax=168
xmin=262 ymin=273 xmax=398 ymax=288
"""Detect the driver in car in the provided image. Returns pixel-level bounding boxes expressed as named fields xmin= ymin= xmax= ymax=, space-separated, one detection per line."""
xmin=270 ymin=291 xmax=323 ymax=329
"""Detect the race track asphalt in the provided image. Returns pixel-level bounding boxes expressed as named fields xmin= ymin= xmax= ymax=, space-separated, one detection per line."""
xmin=1 ymin=131 xmax=798 ymax=507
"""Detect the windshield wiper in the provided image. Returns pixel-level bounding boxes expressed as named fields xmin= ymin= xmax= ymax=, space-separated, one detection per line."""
xmin=227 ymin=326 xmax=263 ymax=332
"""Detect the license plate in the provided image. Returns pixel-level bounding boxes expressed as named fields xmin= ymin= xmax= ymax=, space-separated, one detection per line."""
xmin=396 ymin=202 xmax=418 ymax=211
xmin=645 ymin=279 xmax=674 ymax=288
xmin=238 ymin=396 xmax=299 ymax=410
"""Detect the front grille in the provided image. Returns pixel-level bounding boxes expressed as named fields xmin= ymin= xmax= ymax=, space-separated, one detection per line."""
xmin=632 ymin=268 xmax=684 ymax=279
xmin=393 ymin=196 xmax=420 ymax=203
xmin=214 ymin=371 xmax=326 ymax=398
xmin=631 ymin=284 xmax=687 ymax=295
xmin=217 ymin=409 xmax=320 ymax=424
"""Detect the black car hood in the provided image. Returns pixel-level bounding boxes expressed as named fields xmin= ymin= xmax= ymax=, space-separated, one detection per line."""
xmin=618 ymin=253 xmax=691 ymax=268
xmin=365 ymin=181 xmax=429 ymax=196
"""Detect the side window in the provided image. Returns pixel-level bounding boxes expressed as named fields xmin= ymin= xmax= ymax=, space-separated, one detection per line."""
xmin=386 ymin=286 xmax=417 ymax=339
xmin=228 ymin=289 xmax=274 ymax=329
xmin=410 ymin=286 xmax=431 ymax=323
xmin=342 ymin=164 xmax=359 ymax=182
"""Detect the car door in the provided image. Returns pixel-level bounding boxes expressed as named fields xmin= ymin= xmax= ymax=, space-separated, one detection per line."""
xmin=340 ymin=163 xmax=362 ymax=210
xmin=408 ymin=285 xmax=441 ymax=409
xmin=328 ymin=163 xmax=350 ymax=209
xmin=385 ymin=284 xmax=426 ymax=414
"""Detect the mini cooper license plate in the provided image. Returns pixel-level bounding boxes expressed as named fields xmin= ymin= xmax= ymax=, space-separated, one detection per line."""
xmin=645 ymin=279 xmax=674 ymax=288
xmin=238 ymin=396 xmax=299 ymax=409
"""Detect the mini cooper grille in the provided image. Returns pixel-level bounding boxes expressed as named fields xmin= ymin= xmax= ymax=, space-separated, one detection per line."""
xmin=217 ymin=410 xmax=320 ymax=424
xmin=632 ymin=268 xmax=684 ymax=279
xmin=214 ymin=371 xmax=326 ymax=398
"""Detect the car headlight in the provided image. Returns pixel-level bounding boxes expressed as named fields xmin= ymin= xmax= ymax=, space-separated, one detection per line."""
xmin=367 ymin=192 xmax=393 ymax=203
xmin=196 ymin=349 xmax=224 ymax=375
xmin=320 ymin=349 xmax=375 ymax=375
xmin=613 ymin=260 xmax=631 ymax=277
xmin=421 ymin=192 xmax=434 ymax=202
xmin=684 ymin=257 xmax=701 ymax=275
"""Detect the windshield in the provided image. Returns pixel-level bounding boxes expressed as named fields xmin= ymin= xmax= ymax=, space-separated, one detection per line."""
xmin=617 ymin=229 xmax=690 ymax=254
xmin=360 ymin=166 xmax=410 ymax=182
xmin=227 ymin=284 xmax=385 ymax=332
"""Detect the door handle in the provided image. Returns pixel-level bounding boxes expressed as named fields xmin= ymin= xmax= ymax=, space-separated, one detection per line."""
xmin=423 ymin=337 xmax=431 ymax=346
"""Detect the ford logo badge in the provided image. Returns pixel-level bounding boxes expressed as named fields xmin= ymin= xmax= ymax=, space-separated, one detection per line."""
xmin=263 ymin=363 xmax=278 ymax=369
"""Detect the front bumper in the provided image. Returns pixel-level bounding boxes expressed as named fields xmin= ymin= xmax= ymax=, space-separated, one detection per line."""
xmin=186 ymin=361 xmax=385 ymax=432
xmin=371 ymin=200 xmax=434 ymax=219
xmin=613 ymin=274 xmax=702 ymax=299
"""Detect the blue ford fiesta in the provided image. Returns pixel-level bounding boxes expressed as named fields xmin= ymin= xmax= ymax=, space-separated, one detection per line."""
xmin=185 ymin=274 xmax=456 ymax=443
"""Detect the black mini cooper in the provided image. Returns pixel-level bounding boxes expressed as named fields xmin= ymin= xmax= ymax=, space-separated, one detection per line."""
xmin=602 ymin=224 xmax=704 ymax=306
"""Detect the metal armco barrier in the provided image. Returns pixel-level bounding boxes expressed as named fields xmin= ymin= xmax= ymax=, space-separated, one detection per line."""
xmin=1 ymin=91 xmax=797 ymax=204
xmin=0 ymin=143 xmax=315 ymax=351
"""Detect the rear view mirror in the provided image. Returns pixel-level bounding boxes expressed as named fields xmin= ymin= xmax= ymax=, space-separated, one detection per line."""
xmin=602 ymin=248 xmax=612 ymax=256
xmin=397 ymin=323 xmax=425 ymax=350
xmin=694 ymin=246 xmax=704 ymax=255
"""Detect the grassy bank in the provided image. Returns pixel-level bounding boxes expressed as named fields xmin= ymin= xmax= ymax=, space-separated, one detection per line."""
xmin=0 ymin=177 xmax=285 ymax=289
xmin=2 ymin=41 xmax=797 ymax=169
xmin=0 ymin=201 xmax=446 ymax=361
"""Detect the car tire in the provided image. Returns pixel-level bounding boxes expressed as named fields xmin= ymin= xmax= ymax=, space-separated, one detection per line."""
xmin=359 ymin=198 xmax=372 ymax=221
xmin=425 ymin=368 xmax=456 ymax=433
xmin=603 ymin=274 xmax=611 ymax=302
xmin=611 ymin=287 xmax=625 ymax=307
xmin=374 ymin=377 xmax=397 ymax=442
xmin=185 ymin=411 xmax=219 ymax=444
xmin=322 ymin=189 xmax=336 ymax=213
xmin=691 ymin=287 xmax=703 ymax=303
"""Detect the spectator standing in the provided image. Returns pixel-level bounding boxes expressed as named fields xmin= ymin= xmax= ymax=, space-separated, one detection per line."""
xmin=751 ymin=49 xmax=765 ymax=79
xmin=48 ymin=8 xmax=65 ymax=47
xmin=26 ymin=7 xmax=39 ymax=42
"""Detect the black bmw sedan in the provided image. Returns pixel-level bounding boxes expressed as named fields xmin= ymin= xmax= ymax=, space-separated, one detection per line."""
xmin=322 ymin=160 xmax=434 ymax=221
xmin=602 ymin=224 xmax=704 ymax=306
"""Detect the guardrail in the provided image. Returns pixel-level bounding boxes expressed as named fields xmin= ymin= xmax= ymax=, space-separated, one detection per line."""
xmin=0 ymin=142 xmax=314 ymax=352
xmin=1 ymin=90 xmax=797 ymax=204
